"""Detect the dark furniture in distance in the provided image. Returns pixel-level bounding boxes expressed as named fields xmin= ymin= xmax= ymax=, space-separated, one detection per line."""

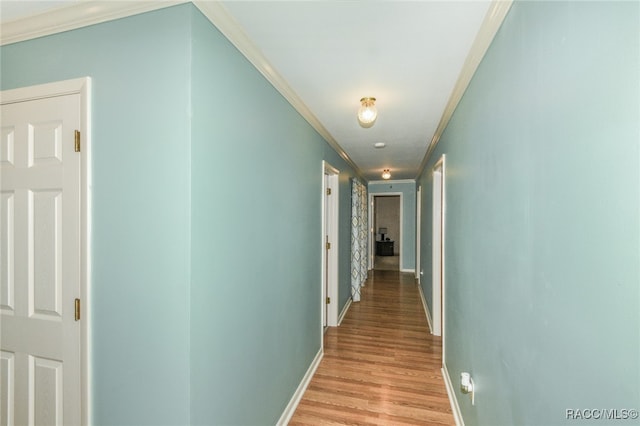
xmin=376 ymin=240 xmax=394 ymax=256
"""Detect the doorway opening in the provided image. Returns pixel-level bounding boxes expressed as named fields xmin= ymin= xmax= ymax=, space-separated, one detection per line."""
xmin=416 ymin=185 xmax=422 ymax=282
xmin=321 ymin=162 xmax=339 ymax=331
xmin=371 ymin=195 xmax=401 ymax=271
xmin=0 ymin=77 xmax=91 ymax=425
xmin=431 ymin=156 xmax=446 ymax=356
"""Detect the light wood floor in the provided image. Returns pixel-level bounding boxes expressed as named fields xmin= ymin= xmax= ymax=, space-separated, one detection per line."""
xmin=290 ymin=270 xmax=454 ymax=425
xmin=373 ymin=255 xmax=399 ymax=271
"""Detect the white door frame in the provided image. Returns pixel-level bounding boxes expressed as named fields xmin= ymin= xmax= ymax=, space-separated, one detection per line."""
xmin=431 ymin=155 xmax=446 ymax=358
xmin=1 ymin=77 xmax=92 ymax=424
xmin=321 ymin=161 xmax=339 ymax=330
xmin=415 ymin=185 xmax=421 ymax=282
xmin=368 ymin=192 xmax=403 ymax=271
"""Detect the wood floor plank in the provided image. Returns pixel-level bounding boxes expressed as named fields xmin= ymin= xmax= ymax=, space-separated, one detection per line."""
xmin=289 ymin=270 xmax=454 ymax=425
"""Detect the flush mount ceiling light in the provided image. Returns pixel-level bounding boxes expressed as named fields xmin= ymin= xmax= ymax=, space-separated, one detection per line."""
xmin=357 ymin=97 xmax=377 ymax=128
xmin=381 ymin=169 xmax=391 ymax=180
xmin=374 ymin=142 xmax=386 ymax=149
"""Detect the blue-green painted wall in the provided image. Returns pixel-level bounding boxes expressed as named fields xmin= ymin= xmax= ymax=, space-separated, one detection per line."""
xmin=368 ymin=181 xmax=416 ymax=271
xmin=1 ymin=4 xmax=361 ymax=424
xmin=323 ymin=148 xmax=362 ymax=312
xmin=189 ymin=7 xmax=342 ymax=424
xmin=1 ymin=6 xmax=193 ymax=425
xmin=417 ymin=1 xmax=639 ymax=425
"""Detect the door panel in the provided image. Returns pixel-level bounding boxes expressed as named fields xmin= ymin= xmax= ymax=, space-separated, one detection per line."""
xmin=0 ymin=351 xmax=14 ymax=426
xmin=1 ymin=93 xmax=81 ymax=426
xmin=1 ymin=192 xmax=15 ymax=314
xmin=31 ymin=189 xmax=63 ymax=320
xmin=30 ymin=356 xmax=63 ymax=425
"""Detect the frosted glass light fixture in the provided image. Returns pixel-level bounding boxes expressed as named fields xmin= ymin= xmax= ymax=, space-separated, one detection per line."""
xmin=382 ymin=169 xmax=391 ymax=180
xmin=357 ymin=97 xmax=377 ymax=128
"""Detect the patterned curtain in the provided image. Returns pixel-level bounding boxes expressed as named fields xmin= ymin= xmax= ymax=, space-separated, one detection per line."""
xmin=351 ymin=178 xmax=368 ymax=302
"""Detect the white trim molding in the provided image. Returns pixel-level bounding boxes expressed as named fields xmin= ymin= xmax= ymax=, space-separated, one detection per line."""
xmin=0 ymin=1 xmax=187 ymax=46
xmin=321 ymin=161 xmax=340 ymax=328
xmin=431 ymin=155 xmax=446 ymax=338
xmin=442 ymin=364 xmax=465 ymax=426
xmin=1 ymin=0 xmax=364 ymax=179
xmin=277 ymin=348 xmax=323 ymax=426
xmin=193 ymin=1 xmax=363 ymax=178
xmin=416 ymin=0 xmax=513 ymax=177
xmin=415 ymin=185 xmax=422 ymax=281
xmin=418 ymin=283 xmax=433 ymax=334
xmin=0 ymin=0 xmax=509 ymax=185
xmin=338 ymin=298 xmax=352 ymax=325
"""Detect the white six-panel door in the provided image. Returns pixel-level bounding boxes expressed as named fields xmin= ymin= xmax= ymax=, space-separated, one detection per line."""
xmin=1 ymin=92 xmax=82 ymax=426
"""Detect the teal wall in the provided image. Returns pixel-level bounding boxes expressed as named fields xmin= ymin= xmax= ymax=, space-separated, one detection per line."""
xmin=417 ymin=1 xmax=639 ymax=425
xmin=1 ymin=4 xmax=361 ymax=424
xmin=188 ymin=7 xmax=355 ymax=424
xmin=1 ymin=6 xmax=193 ymax=425
xmin=368 ymin=181 xmax=416 ymax=271
xmin=323 ymin=148 xmax=362 ymax=312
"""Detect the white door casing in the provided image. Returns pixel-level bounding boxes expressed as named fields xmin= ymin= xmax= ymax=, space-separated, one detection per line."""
xmin=416 ymin=185 xmax=421 ymax=281
xmin=1 ymin=78 xmax=90 ymax=426
xmin=431 ymin=156 xmax=445 ymax=345
xmin=368 ymin=192 xmax=403 ymax=271
xmin=323 ymin=174 xmax=329 ymax=328
xmin=321 ymin=162 xmax=339 ymax=329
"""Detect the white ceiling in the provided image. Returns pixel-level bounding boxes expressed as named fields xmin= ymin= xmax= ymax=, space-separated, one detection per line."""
xmin=0 ymin=0 xmax=492 ymax=181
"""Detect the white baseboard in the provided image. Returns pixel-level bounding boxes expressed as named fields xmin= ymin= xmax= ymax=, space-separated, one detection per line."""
xmin=338 ymin=297 xmax=352 ymax=325
xmin=277 ymin=348 xmax=323 ymax=425
xmin=418 ymin=283 xmax=433 ymax=334
xmin=400 ymin=268 xmax=415 ymax=273
xmin=442 ymin=364 xmax=465 ymax=426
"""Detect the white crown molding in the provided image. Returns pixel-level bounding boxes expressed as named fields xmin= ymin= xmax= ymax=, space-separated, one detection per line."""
xmin=192 ymin=1 xmax=364 ymax=178
xmin=1 ymin=0 xmax=504 ymax=183
xmin=0 ymin=1 xmax=187 ymax=46
xmin=416 ymin=0 xmax=514 ymax=178
xmin=0 ymin=0 xmax=363 ymax=178
xmin=0 ymin=0 xmax=364 ymax=178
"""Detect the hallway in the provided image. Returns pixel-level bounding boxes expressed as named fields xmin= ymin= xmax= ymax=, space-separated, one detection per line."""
xmin=290 ymin=271 xmax=454 ymax=425
xmin=373 ymin=255 xmax=400 ymax=271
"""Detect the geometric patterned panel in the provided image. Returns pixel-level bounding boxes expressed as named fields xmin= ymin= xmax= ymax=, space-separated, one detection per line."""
xmin=351 ymin=178 xmax=368 ymax=302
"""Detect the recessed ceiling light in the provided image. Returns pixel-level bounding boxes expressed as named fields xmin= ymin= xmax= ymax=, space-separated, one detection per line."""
xmin=374 ymin=142 xmax=386 ymax=149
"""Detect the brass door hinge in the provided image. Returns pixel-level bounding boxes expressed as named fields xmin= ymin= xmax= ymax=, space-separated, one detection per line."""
xmin=326 ymin=188 xmax=332 ymax=195
xmin=74 ymin=298 xmax=81 ymax=321
xmin=74 ymin=130 xmax=81 ymax=152
xmin=326 ymin=297 xmax=330 ymax=304
xmin=326 ymin=242 xmax=331 ymax=250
